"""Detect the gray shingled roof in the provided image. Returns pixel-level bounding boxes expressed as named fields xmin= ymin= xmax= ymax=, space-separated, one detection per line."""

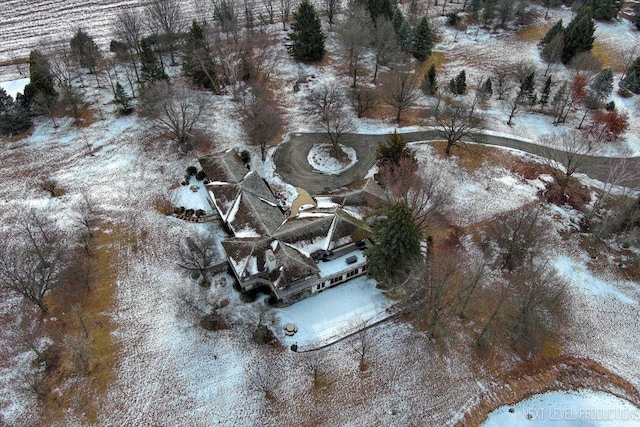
xmin=199 ymin=150 xmax=249 ymax=184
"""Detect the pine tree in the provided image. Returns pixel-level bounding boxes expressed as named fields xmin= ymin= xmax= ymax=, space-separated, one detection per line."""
xmin=397 ymin=21 xmax=413 ymax=53
xmin=0 ymin=88 xmax=31 ymax=136
xmin=541 ymin=19 xmax=563 ymax=44
xmin=422 ymin=64 xmax=437 ymax=95
xmin=365 ymin=201 xmax=421 ymax=285
xmin=140 ymin=37 xmax=167 ymax=84
xmin=481 ymin=77 xmax=493 ymax=98
xmin=391 ymin=7 xmax=404 ymax=33
xmin=622 ymin=57 xmax=640 ymax=94
xmin=588 ymin=0 xmax=622 ymax=21
xmin=360 ymin=0 xmax=395 ymax=21
xmin=562 ymin=8 xmax=595 ymax=64
xmin=70 ymin=28 xmax=101 ymax=73
xmin=521 ymin=71 xmax=536 ymax=105
xmin=412 ymin=17 xmax=434 ymax=62
xmin=21 ymin=50 xmax=57 ymax=112
xmin=454 ymin=70 xmax=467 ymax=95
xmin=182 ymin=21 xmax=218 ymax=90
xmin=539 ymin=75 xmax=553 ymax=110
xmin=634 ymin=3 xmax=640 ymax=31
xmin=376 ymin=130 xmax=411 ymax=165
xmin=287 ymin=0 xmax=326 ymax=62
xmin=114 ymin=82 xmax=132 ymax=114
xmin=589 ymin=68 xmax=613 ymax=104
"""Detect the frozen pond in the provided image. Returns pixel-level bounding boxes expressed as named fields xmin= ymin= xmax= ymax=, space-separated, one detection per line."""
xmin=481 ymin=390 xmax=640 ymax=427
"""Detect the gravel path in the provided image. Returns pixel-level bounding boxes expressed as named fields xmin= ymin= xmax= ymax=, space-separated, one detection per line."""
xmin=273 ymin=131 xmax=640 ymax=194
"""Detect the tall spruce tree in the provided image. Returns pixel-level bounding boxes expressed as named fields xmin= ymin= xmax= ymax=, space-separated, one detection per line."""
xmin=539 ymin=75 xmax=553 ymax=110
xmin=562 ymin=8 xmax=595 ymax=64
xmin=359 ymin=0 xmax=395 ymax=21
xmin=587 ymin=0 xmax=622 ymax=21
xmin=70 ymin=28 xmax=101 ymax=74
xmin=182 ymin=20 xmax=218 ymax=90
xmin=541 ymin=19 xmax=563 ymax=44
xmin=422 ymin=64 xmax=437 ymax=95
xmin=589 ymin=68 xmax=613 ymax=104
xmin=21 ymin=50 xmax=57 ymax=112
xmin=634 ymin=3 xmax=640 ymax=30
xmin=621 ymin=57 xmax=640 ymax=94
xmin=140 ymin=37 xmax=167 ymax=84
xmin=365 ymin=201 xmax=421 ymax=285
xmin=0 ymin=88 xmax=31 ymax=136
xmin=412 ymin=17 xmax=434 ymax=62
xmin=287 ymin=0 xmax=326 ymax=62
xmin=450 ymin=70 xmax=467 ymax=95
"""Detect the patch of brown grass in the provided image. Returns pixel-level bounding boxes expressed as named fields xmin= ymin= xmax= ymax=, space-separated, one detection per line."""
xmin=39 ymin=224 xmax=122 ymax=425
xmin=152 ymin=192 xmax=175 ymax=215
xmin=74 ymin=108 xmax=100 ymax=128
xmin=516 ymin=24 xmax=549 ymax=42
xmin=428 ymin=140 xmax=503 ymax=172
xmin=592 ymin=42 xmax=627 ymax=72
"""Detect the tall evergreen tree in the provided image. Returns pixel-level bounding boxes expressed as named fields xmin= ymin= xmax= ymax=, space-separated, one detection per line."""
xmin=391 ymin=6 xmax=404 ymax=32
xmin=562 ymin=8 xmax=595 ymax=64
xmin=539 ymin=75 xmax=553 ymax=110
xmin=287 ymin=0 xmax=326 ymax=62
xmin=412 ymin=17 xmax=434 ymax=62
xmin=70 ymin=28 xmax=101 ymax=73
xmin=140 ymin=37 xmax=167 ymax=84
xmin=422 ymin=64 xmax=437 ymax=95
xmin=634 ymin=3 xmax=640 ymax=30
xmin=0 ymin=88 xmax=31 ymax=136
xmin=586 ymin=0 xmax=622 ymax=21
xmin=481 ymin=77 xmax=493 ymax=98
xmin=541 ymin=19 xmax=563 ymax=45
xmin=21 ymin=50 xmax=57 ymax=112
xmin=182 ymin=20 xmax=218 ymax=91
xmin=450 ymin=70 xmax=466 ymax=95
xmin=621 ymin=57 xmax=640 ymax=94
xmin=588 ymin=68 xmax=613 ymax=104
xmin=365 ymin=201 xmax=421 ymax=285
xmin=114 ymin=82 xmax=133 ymax=114
xmin=359 ymin=0 xmax=395 ymax=21
xmin=397 ymin=21 xmax=414 ymax=53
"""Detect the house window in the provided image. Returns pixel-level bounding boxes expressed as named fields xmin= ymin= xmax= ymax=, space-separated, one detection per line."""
xmin=347 ymin=269 xmax=358 ymax=278
xmin=330 ymin=276 xmax=341 ymax=284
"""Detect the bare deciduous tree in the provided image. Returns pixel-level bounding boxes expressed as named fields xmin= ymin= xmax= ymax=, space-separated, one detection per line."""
xmin=0 ymin=211 xmax=69 ymax=314
xmin=434 ymin=98 xmax=480 ymax=154
xmin=324 ymin=0 xmax=340 ymax=29
xmin=177 ymin=232 xmax=221 ymax=287
xmin=488 ymin=205 xmax=548 ymax=272
xmin=348 ymin=87 xmax=377 ymax=118
xmin=278 ymin=0 xmax=293 ymax=30
xmin=301 ymin=350 xmax=328 ymax=388
xmin=540 ymin=130 xmax=589 ymax=196
xmin=70 ymin=192 xmax=100 ymax=256
xmin=145 ymin=0 xmax=185 ymax=65
xmin=242 ymin=86 xmax=284 ymax=161
xmin=145 ymin=79 xmax=210 ymax=150
xmin=306 ymin=83 xmax=356 ymax=154
xmin=335 ymin=2 xmax=371 ymax=88
xmin=113 ymin=8 xmax=145 ymax=82
xmin=212 ymin=0 xmax=239 ymax=36
xmin=377 ymin=156 xmax=448 ymax=232
xmin=371 ymin=17 xmax=399 ymax=84
xmin=506 ymin=263 xmax=568 ymax=354
xmin=384 ymin=71 xmax=420 ymax=123
xmin=349 ymin=324 xmax=371 ymax=371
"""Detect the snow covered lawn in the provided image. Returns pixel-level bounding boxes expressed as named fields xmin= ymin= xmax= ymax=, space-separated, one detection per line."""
xmin=481 ymin=391 xmax=640 ymax=427
xmin=307 ymin=143 xmax=357 ymax=175
xmin=0 ymin=77 xmax=28 ymax=98
xmin=274 ymin=276 xmax=393 ymax=349
xmin=170 ymin=175 xmax=213 ymax=213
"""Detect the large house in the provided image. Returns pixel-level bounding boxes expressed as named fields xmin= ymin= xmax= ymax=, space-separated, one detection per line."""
xmin=199 ymin=150 xmax=386 ymax=305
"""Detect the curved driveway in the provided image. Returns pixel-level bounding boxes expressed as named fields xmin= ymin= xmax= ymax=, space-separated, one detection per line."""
xmin=273 ymin=131 xmax=640 ymax=194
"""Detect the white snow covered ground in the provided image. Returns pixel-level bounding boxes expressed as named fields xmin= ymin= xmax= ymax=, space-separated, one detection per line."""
xmin=481 ymin=390 xmax=640 ymax=427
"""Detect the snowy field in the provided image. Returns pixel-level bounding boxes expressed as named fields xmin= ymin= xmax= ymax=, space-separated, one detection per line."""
xmin=1 ymin=1 xmax=640 ymax=426
xmin=482 ymin=391 xmax=640 ymax=427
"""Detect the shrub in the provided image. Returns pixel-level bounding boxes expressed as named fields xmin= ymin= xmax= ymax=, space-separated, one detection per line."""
xmin=195 ymin=209 xmax=206 ymax=217
xmin=239 ymin=150 xmax=251 ymax=164
xmin=185 ymin=208 xmax=195 ymax=216
xmin=181 ymin=181 xmax=188 ymax=186
xmin=174 ymin=206 xmax=185 ymax=214
xmin=195 ymin=170 xmax=207 ymax=181
xmin=186 ymin=166 xmax=198 ymax=176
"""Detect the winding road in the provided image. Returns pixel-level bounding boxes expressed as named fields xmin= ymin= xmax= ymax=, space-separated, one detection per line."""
xmin=273 ymin=131 xmax=640 ymax=194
